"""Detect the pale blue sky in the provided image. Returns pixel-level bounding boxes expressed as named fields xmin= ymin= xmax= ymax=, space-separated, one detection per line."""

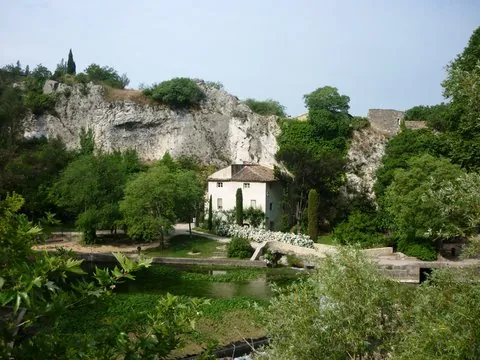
xmin=1 ymin=0 xmax=478 ymax=116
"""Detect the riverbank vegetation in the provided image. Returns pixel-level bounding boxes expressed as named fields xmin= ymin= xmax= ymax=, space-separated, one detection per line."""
xmin=275 ymin=27 xmax=480 ymax=260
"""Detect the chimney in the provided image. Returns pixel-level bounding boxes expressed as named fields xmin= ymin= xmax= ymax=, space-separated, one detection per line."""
xmin=231 ymin=164 xmax=245 ymax=176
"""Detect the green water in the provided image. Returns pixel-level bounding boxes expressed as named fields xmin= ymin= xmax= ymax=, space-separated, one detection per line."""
xmin=113 ymin=264 xmax=304 ymax=299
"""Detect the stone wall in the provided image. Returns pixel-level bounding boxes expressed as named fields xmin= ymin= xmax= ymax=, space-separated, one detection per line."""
xmin=367 ymin=109 xmax=405 ymax=135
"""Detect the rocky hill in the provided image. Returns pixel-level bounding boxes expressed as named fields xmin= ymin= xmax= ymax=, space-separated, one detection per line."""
xmin=23 ymin=80 xmax=279 ymax=166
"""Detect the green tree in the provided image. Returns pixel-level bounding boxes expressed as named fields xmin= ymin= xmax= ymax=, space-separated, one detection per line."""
xmin=120 ymin=165 xmax=176 ymax=245
xmin=303 ymin=85 xmax=350 ymax=113
xmin=0 ymin=193 xmax=154 ymax=357
xmin=175 ymin=170 xmax=204 ymax=236
xmin=244 ymin=98 xmax=286 ymax=117
xmin=307 ymin=189 xmax=318 ymax=241
xmin=0 ymin=137 xmax=73 ymax=220
xmin=236 ymin=188 xmax=243 ymax=225
xmin=67 ymin=49 xmax=76 ymax=75
xmin=262 ymin=248 xmax=403 ymax=359
xmin=144 ymin=78 xmax=206 ymax=108
xmin=394 ymin=268 xmax=480 ymax=360
xmin=0 ymin=85 xmax=26 ymax=148
xmin=84 ymin=64 xmax=130 ymax=89
xmin=384 ymin=154 xmax=466 ymax=259
xmin=51 ymin=152 xmax=137 ymax=243
xmin=208 ymin=195 xmax=213 ymax=231
xmin=276 ymin=86 xmax=352 ymax=232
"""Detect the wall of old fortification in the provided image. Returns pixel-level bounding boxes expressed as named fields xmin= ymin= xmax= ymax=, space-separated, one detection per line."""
xmin=367 ymin=109 xmax=405 ymax=135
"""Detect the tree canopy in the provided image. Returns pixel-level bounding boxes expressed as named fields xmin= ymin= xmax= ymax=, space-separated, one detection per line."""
xmin=244 ymin=98 xmax=286 ymax=117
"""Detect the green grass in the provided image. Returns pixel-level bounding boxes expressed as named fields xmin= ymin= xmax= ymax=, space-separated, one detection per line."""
xmin=145 ymin=234 xmax=224 ymax=258
xmin=192 ymin=226 xmax=215 ymax=235
xmin=317 ymin=233 xmax=336 ymax=245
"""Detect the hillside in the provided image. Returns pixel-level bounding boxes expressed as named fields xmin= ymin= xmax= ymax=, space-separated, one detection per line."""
xmin=23 ymin=80 xmax=280 ymax=165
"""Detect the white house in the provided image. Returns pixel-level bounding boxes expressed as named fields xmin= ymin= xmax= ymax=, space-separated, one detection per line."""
xmin=207 ymin=163 xmax=283 ymax=230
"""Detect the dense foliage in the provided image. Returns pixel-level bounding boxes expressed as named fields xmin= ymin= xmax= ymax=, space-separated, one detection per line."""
xmin=262 ymin=248 xmax=480 ymax=360
xmin=235 ymin=188 xmax=243 ymax=225
xmin=244 ymin=98 xmax=286 ymax=117
xmin=83 ymin=63 xmax=130 ymax=89
xmin=307 ymin=189 xmax=318 ymax=241
xmin=120 ymin=154 xmax=204 ymax=245
xmin=0 ymin=194 xmax=203 ymax=358
xmin=143 ymin=77 xmax=206 ymax=108
xmin=67 ymin=49 xmax=76 ymax=75
xmin=275 ymin=86 xmax=351 ymax=232
xmin=226 ymin=236 xmax=254 ymax=259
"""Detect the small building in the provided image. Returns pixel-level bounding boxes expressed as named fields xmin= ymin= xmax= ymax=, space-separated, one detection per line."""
xmin=207 ymin=163 xmax=283 ymax=230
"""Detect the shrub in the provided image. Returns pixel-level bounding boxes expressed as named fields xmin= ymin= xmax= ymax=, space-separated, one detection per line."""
xmin=24 ymin=92 xmax=56 ymax=115
xmin=244 ymin=98 xmax=286 ymax=117
xmin=351 ymin=116 xmax=370 ymax=130
xmin=144 ymin=78 xmax=206 ymax=108
xmin=333 ymin=212 xmax=386 ymax=248
xmin=244 ymin=206 xmax=264 ymax=227
xmin=307 ymin=189 xmax=319 ymax=241
xmin=227 ymin=236 xmax=254 ymax=259
xmin=84 ymin=64 xmax=129 ymax=89
xmin=227 ymin=224 xmax=314 ymax=248
xmin=205 ymin=81 xmax=223 ymax=90
xmin=398 ymin=239 xmax=437 ymax=261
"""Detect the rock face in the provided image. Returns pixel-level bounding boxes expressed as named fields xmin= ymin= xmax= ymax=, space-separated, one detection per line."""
xmin=345 ymin=126 xmax=389 ymax=200
xmin=24 ymin=81 xmax=280 ymax=166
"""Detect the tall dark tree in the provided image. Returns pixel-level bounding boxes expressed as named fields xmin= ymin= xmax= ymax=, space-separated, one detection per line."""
xmin=67 ymin=49 xmax=76 ymax=75
xmin=236 ymin=188 xmax=243 ymax=225
xmin=208 ymin=195 xmax=213 ymax=231
xmin=307 ymin=189 xmax=319 ymax=241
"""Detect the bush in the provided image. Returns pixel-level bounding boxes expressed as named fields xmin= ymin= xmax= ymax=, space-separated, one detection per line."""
xmin=398 ymin=239 xmax=437 ymax=261
xmin=84 ymin=64 xmax=129 ymax=89
xmin=351 ymin=116 xmax=370 ymax=130
xmin=24 ymin=92 xmax=56 ymax=115
xmin=228 ymin=224 xmax=314 ymax=248
xmin=144 ymin=78 xmax=206 ymax=108
xmin=227 ymin=236 xmax=254 ymax=259
xmin=333 ymin=211 xmax=386 ymax=248
xmin=244 ymin=207 xmax=265 ymax=227
xmin=244 ymin=98 xmax=286 ymax=117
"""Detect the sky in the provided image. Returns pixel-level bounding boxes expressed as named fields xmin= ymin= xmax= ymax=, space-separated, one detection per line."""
xmin=1 ymin=0 xmax=479 ymax=117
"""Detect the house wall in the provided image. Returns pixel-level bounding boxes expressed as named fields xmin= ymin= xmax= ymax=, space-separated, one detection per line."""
xmin=207 ymin=180 xmax=283 ymax=230
xmin=208 ymin=181 xmax=267 ymax=212
xmin=264 ymin=182 xmax=283 ymax=231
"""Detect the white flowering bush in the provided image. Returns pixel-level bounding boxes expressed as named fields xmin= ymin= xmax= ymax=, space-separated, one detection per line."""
xmin=226 ymin=224 xmax=314 ymax=248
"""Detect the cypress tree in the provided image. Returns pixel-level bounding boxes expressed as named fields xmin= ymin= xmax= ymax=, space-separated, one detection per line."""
xmin=236 ymin=188 xmax=243 ymax=225
xmin=67 ymin=49 xmax=76 ymax=75
xmin=307 ymin=189 xmax=319 ymax=241
xmin=208 ymin=195 xmax=213 ymax=231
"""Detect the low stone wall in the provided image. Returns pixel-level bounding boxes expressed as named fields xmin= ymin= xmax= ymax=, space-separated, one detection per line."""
xmin=363 ymin=247 xmax=393 ymax=257
xmin=74 ymin=252 xmax=266 ymax=268
xmin=378 ymin=263 xmax=419 ymax=282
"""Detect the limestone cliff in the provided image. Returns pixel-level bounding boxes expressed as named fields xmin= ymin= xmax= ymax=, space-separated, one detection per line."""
xmin=345 ymin=126 xmax=389 ymax=200
xmin=23 ymin=80 xmax=279 ymax=166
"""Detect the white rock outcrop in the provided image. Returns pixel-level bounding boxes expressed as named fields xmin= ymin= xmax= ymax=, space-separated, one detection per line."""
xmin=24 ymin=81 xmax=280 ymax=166
xmin=345 ymin=126 xmax=389 ymax=199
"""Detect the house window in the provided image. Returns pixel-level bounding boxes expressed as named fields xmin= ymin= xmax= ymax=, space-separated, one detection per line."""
xmin=243 ymin=183 xmax=250 ymax=189
xmin=251 ymin=200 xmax=256 ymax=208
xmin=269 ymin=202 xmax=273 ymax=211
xmin=216 ymin=182 xmax=223 ymax=188
xmin=217 ymin=198 xmax=223 ymax=210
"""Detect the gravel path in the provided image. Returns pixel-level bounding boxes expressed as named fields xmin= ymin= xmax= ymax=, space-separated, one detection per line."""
xmin=34 ymin=223 xmax=229 ymax=254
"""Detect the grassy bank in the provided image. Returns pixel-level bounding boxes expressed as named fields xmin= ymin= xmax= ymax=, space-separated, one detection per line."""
xmin=145 ymin=234 xmax=223 ymax=258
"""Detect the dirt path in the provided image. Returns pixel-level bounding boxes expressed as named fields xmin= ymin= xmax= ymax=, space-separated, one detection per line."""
xmin=34 ymin=223 xmax=229 ymax=254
